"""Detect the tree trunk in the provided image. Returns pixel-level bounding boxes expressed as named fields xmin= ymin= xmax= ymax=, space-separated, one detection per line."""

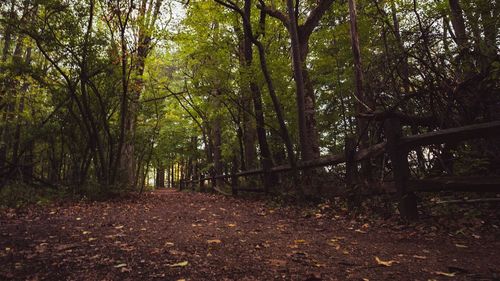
xmin=0 ymin=0 xmax=17 ymax=173
xmin=237 ymin=29 xmax=257 ymax=170
xmin=287 ymin=0 xmax=311 ymax=162
xmin=242 ymin=0 xmax=276 ymax=189
xmin=348 ymin=0 xmax=372 ymax=182
xmin=117 ymin=0 xmax=163 ymax=189
xmin=212 ymin=107 xmax=223 ymax=187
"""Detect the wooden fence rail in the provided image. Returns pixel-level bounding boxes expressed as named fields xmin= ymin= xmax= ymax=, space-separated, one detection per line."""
xmin=180 ymin=119 xmax=500 ymax=220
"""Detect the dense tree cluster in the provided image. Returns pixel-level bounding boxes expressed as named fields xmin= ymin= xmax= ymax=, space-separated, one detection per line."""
xmin=0 ymin=0 xmax=498 ymax=198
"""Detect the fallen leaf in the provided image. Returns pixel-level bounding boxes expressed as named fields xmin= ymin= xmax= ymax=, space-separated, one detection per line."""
xmin=164 ymin=242 xmax=175 ymax=246
xmin=207 ymin=239 xmax=221 ymax=244
xmin=88 ymin=238 xmax=97 ymax=242
xmin=375 ymin=256 xmax=397 ymax=267
xmin=76 ymin=218 xmax=82 ymax=221
xmin=412 ymin=255 xmax=427 ymax=259
xmin=294 ymin=239 xmax=307 ymax=244
xmin=168 ymin=261 xmax=189 ymax=267
xmin=328 ymin=242 xmax=341 ymax=250
xmin=227 ymin=223 xmax=237 ymax=227
xmin=115 ymin=225 xmax=124 ymax=229
xmin=114 ymin=263 xmax=127 ymax=268
xmin=433 ymin=271 xmax=456 ymax=277
xmin=82 ymin=231 xmax=91 ymax=235
xmin=55 ymin=244 xmax=77 ymax=251
xmin=268 ymin=259 xmax=287 ymax=267
xmin=454 ymin=244 xmax=468 ymax=248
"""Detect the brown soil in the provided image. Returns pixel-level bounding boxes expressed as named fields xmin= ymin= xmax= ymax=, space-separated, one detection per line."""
xmin=0 ymin=189 xmax=499 ymax=280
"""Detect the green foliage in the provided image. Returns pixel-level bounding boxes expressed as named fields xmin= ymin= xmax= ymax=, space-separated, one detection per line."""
xmin=1 ymin=0 xmax=498 ymax=200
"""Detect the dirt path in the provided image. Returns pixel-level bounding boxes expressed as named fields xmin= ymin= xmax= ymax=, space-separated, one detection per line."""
xmin=0 ymin=189 xmax=498 ymax=280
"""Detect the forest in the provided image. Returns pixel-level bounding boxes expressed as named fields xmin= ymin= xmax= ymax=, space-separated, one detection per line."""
xmin=0 ymin=0 xmax=499 ymax=280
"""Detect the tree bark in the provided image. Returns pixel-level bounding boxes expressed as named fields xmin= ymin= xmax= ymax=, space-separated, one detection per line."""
xmin=286 ymin=0 xmax=310 ymax=162
xmin=236 ymin=27 xmax=258 ymax=170
xmin=348 ymin=0 xmax=372 ymax=182
xmin=118 ymin=0 xmax=163 ymax=189
xmin=0 ymin=0 xmax=17 ymax=172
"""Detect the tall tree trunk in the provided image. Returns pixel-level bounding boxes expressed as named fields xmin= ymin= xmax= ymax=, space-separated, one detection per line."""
xmin=242 ymin=0 xmax=276 ymax=190
xmin=212 ymin=93 xmax=223 ymax=187
xmin=448 ymin=0 xmax=473 ymax=79
xmin=286 ymin=0 xmax=311 ymax=162
xmin=0 ymin=0 xmax=17 ymax=173
xmin=237 ymin=29 xmax=257 ymax=170
xmin=117 ymin=0 xmax=163 ymax=189
xmin=12 ymin=44 xmax=32 ymax=173
xmin=348 ymin=0 xmax=372 ymax=182
xmin=170 ymin=162 xmax=175 ymax=188
xmin=156 ymin=166 xmax=165 ymax=188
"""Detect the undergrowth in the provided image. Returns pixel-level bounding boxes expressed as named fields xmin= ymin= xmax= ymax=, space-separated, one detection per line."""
xmin=0 ymin=182 xmax=156 ymax=208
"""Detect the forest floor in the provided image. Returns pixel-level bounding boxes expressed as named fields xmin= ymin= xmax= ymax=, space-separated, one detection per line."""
xmin=0 ymin=189 xmax=499 ymax=281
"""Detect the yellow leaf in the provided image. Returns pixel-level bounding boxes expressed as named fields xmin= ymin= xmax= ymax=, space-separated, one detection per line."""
xmin=227 ymin=223 xmax=236 ymax=227
xmin=294 ymin=239 xmax=307 ymax=244
xmin=88 ymin=238 xmax=97 ymax=242
xmin=82 ymin=231 xmax=91 ymax=235
xmin=434 ymin=271 xmax=456 ymax=277
xmin=169 ymin=261 xmax=189 ymax=267
xmin=375 ymin=256 xmax=397 ymax=266
xmin=328 ymin=243 xmax=341 ymax=250
xmin=207 ymin=239 xmax=221 ymax=244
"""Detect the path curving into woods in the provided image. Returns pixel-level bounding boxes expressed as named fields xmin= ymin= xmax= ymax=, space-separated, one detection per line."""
xmin=0 ymin=189 xmax=498 ymax=280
